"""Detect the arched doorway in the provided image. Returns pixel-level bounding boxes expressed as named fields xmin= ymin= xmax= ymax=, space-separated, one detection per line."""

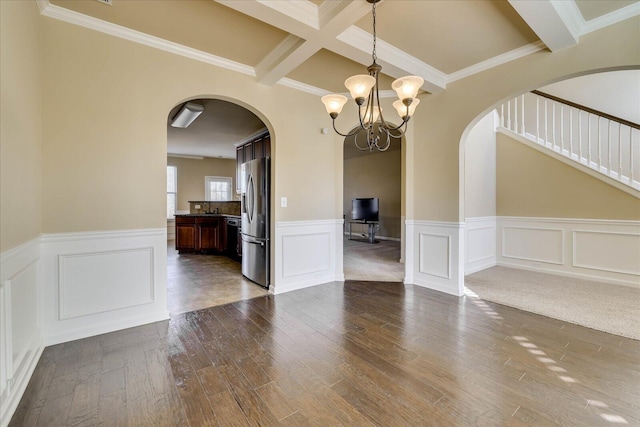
xmin=165 ymin=96 xmax=275 ymax=314
xmin=342 ymin=127 xmax=405 ymax=282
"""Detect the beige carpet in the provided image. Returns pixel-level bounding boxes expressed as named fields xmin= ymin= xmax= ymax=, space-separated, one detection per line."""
xmin=343 ymin=237 xmax=404 ymax=282
xmin=465 ymin=266 xmax=640 ymax=340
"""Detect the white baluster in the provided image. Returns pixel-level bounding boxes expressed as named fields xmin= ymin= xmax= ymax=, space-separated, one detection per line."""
xmin=552 ymin=102 xmax=556 ymax=150
xmin=560 ymin=105 xmax=564 ymax=153
xmin=631 ymin=128 xmax=635 ymax=184
xmin=501 ymin=103 xmax=504 ymax=128
xmin=544 ymin=99 xmax=548 ymax=146
xmin=597 ymin=117 xmax=601 ymax=172
xmin=578 ymin=111 xmax=583 ymax=161
xmin=513 ymin=98 xmax=519 ymax=133
xmin=521 ymin=94 xmax=525 ymax=135
xmin=608 ymin=120 xmax=612 ymax=175
xmin=569 ymin=108 xmax=573 ymax=158
xmin=507 ymin=100 xmax=511 ymax=130
xmin=536 ymin=96 xmax=540 ymax=143
xmin=587 ymin=114 xmax=592 ymax=166
xmin=618 ymin=123 xmax=623 ymax=180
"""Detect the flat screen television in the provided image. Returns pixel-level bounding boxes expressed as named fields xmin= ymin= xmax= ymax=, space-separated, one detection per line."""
xmin=351 ymin=198 xmax=379 ymax=222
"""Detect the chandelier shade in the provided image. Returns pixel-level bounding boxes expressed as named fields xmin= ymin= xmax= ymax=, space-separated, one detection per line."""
xmin=345 ymin=75 xmax=376 ymax=102
xmin=320 ymin=0 xmax=424 ymax=152
xmin=320 ymin=94 xmax=348 ymax=118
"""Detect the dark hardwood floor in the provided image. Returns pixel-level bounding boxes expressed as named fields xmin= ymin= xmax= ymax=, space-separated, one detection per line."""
xmin=10 ymin=281 xmax=640 ymax=426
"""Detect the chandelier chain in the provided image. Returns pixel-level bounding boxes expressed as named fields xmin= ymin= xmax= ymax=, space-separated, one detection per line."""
xmin=371 ymin=1 xmax=377 ymax=63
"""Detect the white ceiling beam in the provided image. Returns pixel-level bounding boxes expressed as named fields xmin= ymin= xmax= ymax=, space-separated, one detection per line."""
xmin=252 ymin=0 xmax=373 ymax=86
xmin=216 ymin=0 xmax=446 ymax=92
xmin=508 ymin=0 xmax=581 ymax=51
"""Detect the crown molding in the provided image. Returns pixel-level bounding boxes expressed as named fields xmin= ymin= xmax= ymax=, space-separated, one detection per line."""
xmin=38 ymin=1 xmax=255 ymax=77
xmin=448 ymin=41 xmax=547 ymax=84
xmin=581 ymin=2 xmax=640 ymax=35
xmin=37 ymin=0 xmax=629 ymax=100
xmin=277 ymin=78 xmax=330 ymax=97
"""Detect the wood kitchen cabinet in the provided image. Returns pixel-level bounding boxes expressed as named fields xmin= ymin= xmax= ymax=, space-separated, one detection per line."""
xmin=236 ymin=133 xmax=270 ymax=193
xmin=175 ymin=216 xmax=225 ymax=253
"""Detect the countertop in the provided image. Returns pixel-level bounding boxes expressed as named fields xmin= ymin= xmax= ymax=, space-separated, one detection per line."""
xmin=175 ymin=214 xmax=241 ymax=219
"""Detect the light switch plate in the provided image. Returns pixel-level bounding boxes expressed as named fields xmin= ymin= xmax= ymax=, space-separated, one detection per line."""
xmin=281 ymin=197 xmax=287 ymax=208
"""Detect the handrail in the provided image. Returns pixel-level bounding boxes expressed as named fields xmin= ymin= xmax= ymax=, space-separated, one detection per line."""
xmin=532 ymin=90 xmax=640 ymax=130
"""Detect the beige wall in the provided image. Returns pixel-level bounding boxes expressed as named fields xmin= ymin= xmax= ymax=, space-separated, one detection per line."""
xmin=497 ymin=132 xmax=640 ymax=220
xmin=464 ymin=111 xmax=497 ymax=218
xmin=167 ymin=156 xmax=237 ymax=212
xmin=1 ymin=1 xmax=42 ymax=252
xmin=344 ymin=150 xmax=401 ymax=239
xmin=3 ymin=5 xmax=638 ymax=250
xmin=413 ymin=17 xmax=640 ymax=222
xmin=40 ymin=16 xmax=341 ymax=234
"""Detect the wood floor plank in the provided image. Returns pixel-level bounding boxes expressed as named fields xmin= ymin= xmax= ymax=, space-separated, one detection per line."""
xmin=10 ymin=277 xmax=640 ymax=426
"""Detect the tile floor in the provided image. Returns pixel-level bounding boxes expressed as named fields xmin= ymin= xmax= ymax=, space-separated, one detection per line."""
xmin=167 ymin=242 xmax=268 ymax=314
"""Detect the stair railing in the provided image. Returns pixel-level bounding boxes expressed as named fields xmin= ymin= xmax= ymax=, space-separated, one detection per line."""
xmin=499 ymin=91 xmax=640 ymax=191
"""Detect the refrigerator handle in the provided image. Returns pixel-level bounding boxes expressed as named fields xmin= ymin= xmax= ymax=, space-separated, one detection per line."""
xmin=241 ymin=235 xmax=265 ymax=246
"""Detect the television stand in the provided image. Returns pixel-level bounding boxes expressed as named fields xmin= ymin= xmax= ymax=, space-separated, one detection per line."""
xmin=347 ymin=220 xmax=379 ymax=244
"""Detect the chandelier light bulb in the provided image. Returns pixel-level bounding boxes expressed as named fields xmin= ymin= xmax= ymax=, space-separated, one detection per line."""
xmin=360 ymin=105 xmax=382 ymax=124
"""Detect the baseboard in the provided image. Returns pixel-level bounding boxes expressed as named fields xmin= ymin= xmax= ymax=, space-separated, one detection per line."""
xmin=0 ymin=337 xmax=44 ymax=427
xmin=43 ymin=310 xmax=169 ymax=346
xmin=465 ymin=259 xmax=497 ymax=275
xmin=411 ymin=276 xmax=463 ymax=297
xmin=497 ymin=261 xmax=639 ymax=288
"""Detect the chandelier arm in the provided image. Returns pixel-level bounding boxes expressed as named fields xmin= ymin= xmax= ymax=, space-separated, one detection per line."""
xmin=375 ymin=126 xmax=391 ymax=151
xmin=354 ymin=130 xmax=372 ymax=151
xmin=331 ymin=119 xmax=361 ymax=138
xmin=384 ymin=117 xmax=410 ymax=132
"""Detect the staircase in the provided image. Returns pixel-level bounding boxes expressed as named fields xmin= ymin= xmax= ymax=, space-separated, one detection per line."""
xmin=498 ymin=91 xmax=640 ymax=194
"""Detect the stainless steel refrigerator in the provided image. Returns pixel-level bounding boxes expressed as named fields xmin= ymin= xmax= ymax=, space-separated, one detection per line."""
xmin=240 ymin=157 xmax=270 ymax=288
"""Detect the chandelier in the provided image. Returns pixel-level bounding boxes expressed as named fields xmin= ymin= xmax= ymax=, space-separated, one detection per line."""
xmin=321 ymin=0 xmax=423 ymax=152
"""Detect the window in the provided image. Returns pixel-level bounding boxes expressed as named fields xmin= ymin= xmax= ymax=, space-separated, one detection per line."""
xmin=205 ymin=176 xmax=232 ymax=201
xmin=167 ymin=165 xmax=177 ymax=219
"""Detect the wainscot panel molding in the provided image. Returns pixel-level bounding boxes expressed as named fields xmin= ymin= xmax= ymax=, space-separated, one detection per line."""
xmin=40 ymin=228 xmax=170 ymax=346
xmin=497 ymin=217 xmax=640 ymax=287
xmin=464 ymin=217 xmax=497 ymax=274
xmin=0 ymin=238 xmax=44 ymax=427
xmin=405 ymin=220 xmax=465 ymax=296
xmin=273 ymin=220 xmax=344 ymax=294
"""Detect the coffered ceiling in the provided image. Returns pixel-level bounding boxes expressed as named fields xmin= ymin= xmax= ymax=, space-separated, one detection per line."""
xmin=44 ymin=0 xmax=639 ymax=157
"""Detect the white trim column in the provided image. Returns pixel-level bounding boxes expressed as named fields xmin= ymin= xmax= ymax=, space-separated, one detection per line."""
xmin=405 ymin=220 xmax=465 ymax=296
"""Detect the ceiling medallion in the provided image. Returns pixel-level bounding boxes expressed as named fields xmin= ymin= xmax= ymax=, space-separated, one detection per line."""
xmin=321 ymin=0 xmax=423 ymax=151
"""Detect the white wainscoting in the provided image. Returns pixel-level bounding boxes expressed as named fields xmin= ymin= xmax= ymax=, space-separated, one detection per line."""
xmin=273 ymin=220 xmax=344 ymax=294
xmin=40 ymin=228 xmax=170 ymax=345
xmin=465 ymin=217 xmax=497 ymax=274
xmin=0 ymin=238 xmax=43 ymax=427
xmin=405 ymin=221 xmax=464 ymax=296
xmin=497 ymin=217 xmax=640 ymax=287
